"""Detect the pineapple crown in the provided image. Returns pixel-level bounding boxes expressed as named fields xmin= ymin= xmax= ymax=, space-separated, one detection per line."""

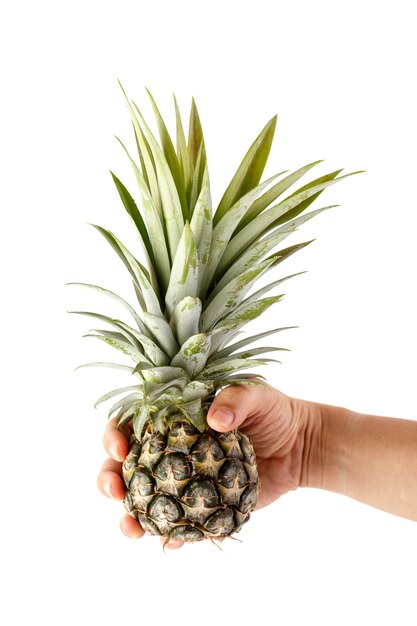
xmin=69 ymin=83 xmax=362 ymax=439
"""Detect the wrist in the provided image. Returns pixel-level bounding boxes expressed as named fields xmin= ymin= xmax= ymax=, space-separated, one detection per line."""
xmin=291 ymin=397 xmax=327 ymax=489
xmin=311 ymin=402 xmax=359 ymax=494
xmin=293 ymin=397 xmax=356 ymax=490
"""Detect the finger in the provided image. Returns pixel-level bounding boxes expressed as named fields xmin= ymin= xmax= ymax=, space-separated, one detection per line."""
xmin=103 ymin=418 xmax=130 ymax=461
xmin=97 ymin=458 xmax=125 ymax=500
xmin=207 ymin=382 xmax=272 ymax=432
xmin=161 ymin=538 xmax=184 ymax=549
xmin=120 ymin=513 xmax=145 ymax=539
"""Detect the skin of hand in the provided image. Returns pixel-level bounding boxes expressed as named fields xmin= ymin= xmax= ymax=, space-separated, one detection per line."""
xmin=97 ymin=382 xmax=322 ymax=549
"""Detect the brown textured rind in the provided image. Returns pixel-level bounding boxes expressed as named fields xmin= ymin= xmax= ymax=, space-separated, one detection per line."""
xmin=122 ymin=422 xmax=259 ymax=542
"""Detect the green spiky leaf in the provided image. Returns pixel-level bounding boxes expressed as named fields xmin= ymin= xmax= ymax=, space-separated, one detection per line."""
xmin=133 ymin=405 xmax=152 ymax=440
xmin=145 ymin=88 xmax=188 ymax=219
xmin=201 ymin=256 xmax=277 ymax=331
xmin=188 ymin=98 xmax=205 ymax=171
xmin=94 ymin=386 xmax=143 ymax=409
xmin=66 ymin=282 xmax=145 ymax=333
xmin=165 ymin=223 xmax=199 ymax=316
xmin=199 ymin=358 xmax=270 ymax=380
xmin=142 ymin=312 xmax=179 ymax=359
xmin=214 ymin=115 xmax=277 ymax=225
xmin=201 ymin=174 xmax=280 ymax=296
xmin=171 ymin=333 xmax=211 ymax=377
xmin=174 ymin=94 xmax=192 ymax=193
xmin=235 ymin=160 xmax=322 ymax=232
xmin=115 ymin=137 xmax=171 ymax=292
xmin=178 ymin=398 xmax=206 ymax=432
xmin=132 ymin=100 xmax=184 ymax=259
xmin=169 ymin=296 xmax=202 ymax=346
xmin=74 ymin=362 xmax=135 ymax=373
xmin=222 ymin=172 xmax=359 ymax=271
xmin=110 ymin=171 xmax=155 ymax=269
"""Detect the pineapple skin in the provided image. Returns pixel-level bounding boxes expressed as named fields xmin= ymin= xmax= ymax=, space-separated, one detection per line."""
xmin=122 ymin=421 xmax=259 ymax=542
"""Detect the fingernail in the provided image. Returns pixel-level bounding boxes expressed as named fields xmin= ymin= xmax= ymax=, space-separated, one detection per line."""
xmin=210 ymin=409 xmax=235 ymax=428
xmin=110 ymin=444 xmax=119 ymax=460
xmin=105 ymin=482 xmax=114 ymax=498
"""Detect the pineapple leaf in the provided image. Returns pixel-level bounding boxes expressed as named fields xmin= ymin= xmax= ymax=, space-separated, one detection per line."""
xmin=94 ymin=386 xmax=143 ymax=408
xmin=114 ymin=319 xmax=170 ymax=366
xmin=188 ymin=97 xmax=205 ymax=170
xmin=71 ymin=311 xmax=142 ymax=349
xmin=201 ymin=256 xmax=278 ymax=331
xmin=239 ymin=272 xmax=305 ymax=309
xmin=132 ymin=120 xmax=151 ymax=192
xmin=151 ymin=387 xmax=182 ymax=405
xmin=90 ymin=224 xmax=144 ymax=310
xmin=139 ymin=366 xmax=188 ymax=384
xmin=189 ymin=165 xmax=212 ymax=292
xmin=73 ymin=311 xmax=169 ymax=366
xmin=74 ymin=362 xmax=135 ymax=373
xmin=86 ymin=328 xmax=137 ymax=345
xmin=66 ymin=282 xmax=144 ymax=333
xmin=201 ymin=173 xmax=280 ymax=296
xmin=85 ymin=333 xmax=145 ymax=362
xmin=178 ymin=398 xmax=206 ymax=432
xmin=208 ymin=328 xmax=245 ymax=355
xmin=169 ymin=296 xmax=202 ymax=346
xmin=265 ymin=241 xmax=314 ymax=268
xmin=199 ymin=358 xmax=270 ymax=380
xmin=174 ymin=94 xmax=192 ymax=194
xmin=110 ymin=171 xmax=156 ymax=272
xmin=286 ymin=168 xmax=343 ymax=199
xmin=117 ymin=406 xmax=139 ymax=429
xmin=213 ymin=376 xmax=267 ymax=388
xmin=214 ymin=203 xmax=332 ymax=289
xmin=81 ymin=329 xmax=146 ymax=363
xmin=154 ymin=407 xmax=169 ymax=435
xmin=207 ymin=296 xmax=284 ymax=354
xmin=118 ymin=82 xmax=162 ymax=218
xmin=92 ymin=225 xmax=163 ymax=316
xmin=148 ymin=378 xmax=187 ymax=402
xmin=165 ymin=222 xmax=199 ymax=317
xmin=188 ymin=139 xmax=206 ymax=214
xmin=222 ymin=171 xmax=359 ymax=269
xmin=132 ymin=100 xmax=184 ymax=261
xmin=181 ymin=380 xmax=214 ymax=402
xmin=214 ymin=115 xmax=277 ymax=225
xmin=110 ymin=394 xmax=142 ymax=421
xmin=145 ymin=88 xmax=188 ymax=219
xmin=133 ymin=405 xmax=152 ymax=440
xmin=115 ymin=137 xmax=171 ymax=292
xmin=208 ymin=346 xmax=286 ymax=366
xmin=142 ymin=312 xmax=179 ymax=359
xmin=235 ymin=160 xmax=323 ymax=232
xmin=171 ymin=333 xmax=211 ymax=377
xmin=215 ymin=295 xmax=284 ymax=331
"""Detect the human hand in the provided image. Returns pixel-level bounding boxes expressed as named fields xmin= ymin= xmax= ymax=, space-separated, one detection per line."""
xmin=206 ymin=383 xmax=322 ymax=509
xmin=96 ymin=383 xmax=323 ymax=547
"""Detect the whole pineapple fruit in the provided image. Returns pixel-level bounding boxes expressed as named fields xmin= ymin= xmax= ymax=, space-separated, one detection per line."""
xmin=70 ymin=84 xmax=358 ymax=543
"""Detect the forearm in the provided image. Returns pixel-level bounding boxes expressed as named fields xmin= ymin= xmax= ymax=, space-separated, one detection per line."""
xmin=306 ymin=402 xmax=417 ymax=521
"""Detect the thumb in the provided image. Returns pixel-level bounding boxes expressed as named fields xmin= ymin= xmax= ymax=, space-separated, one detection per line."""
xmin=207 ymin=383 xmax=267 ymax=432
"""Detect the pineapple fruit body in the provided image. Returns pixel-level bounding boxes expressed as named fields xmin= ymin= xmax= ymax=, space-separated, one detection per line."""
xmin=122 ymin=422 xmax=258 ymax=542
xmin=71 ymin=85 xmax=357 ymax=544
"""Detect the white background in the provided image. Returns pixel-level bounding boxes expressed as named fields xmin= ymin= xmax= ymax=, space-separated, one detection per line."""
xmin=1 ymin=1 xmax=416 ymax=624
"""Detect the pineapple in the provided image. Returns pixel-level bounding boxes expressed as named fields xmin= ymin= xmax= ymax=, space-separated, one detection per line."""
xmin=70 ymin=84 xmax=358 ymax=543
